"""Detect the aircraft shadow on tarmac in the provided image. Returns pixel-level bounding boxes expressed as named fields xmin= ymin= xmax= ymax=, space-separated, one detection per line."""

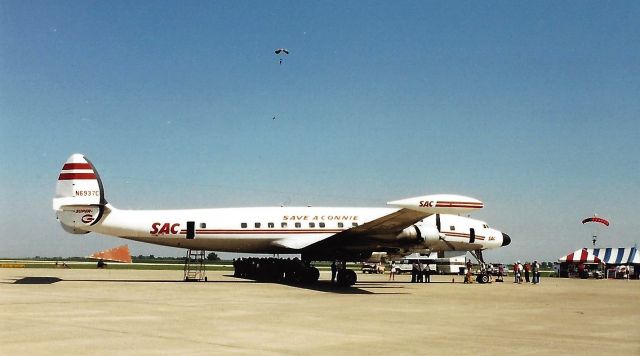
xmin=226 ymin=276 xmax=409 ymax=295
xmin=6 ymin=276 xmax=408 ymax=294
xmin=269 ymin=281 xmax=407 ymax=295
xmin=11 ymin=277 xmax=63 ymax=284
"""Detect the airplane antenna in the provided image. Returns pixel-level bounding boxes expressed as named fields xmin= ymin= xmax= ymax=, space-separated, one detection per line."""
xmin=280 ymin=197 xmax=291 ymax=207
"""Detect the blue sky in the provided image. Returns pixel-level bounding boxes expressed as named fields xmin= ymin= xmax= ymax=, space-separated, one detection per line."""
xmin=1 ymin=1 xmax=638 ymax=262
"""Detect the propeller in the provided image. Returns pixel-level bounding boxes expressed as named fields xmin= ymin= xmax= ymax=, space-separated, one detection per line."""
xmin=436 ymin=214 xmax=457 ymax=251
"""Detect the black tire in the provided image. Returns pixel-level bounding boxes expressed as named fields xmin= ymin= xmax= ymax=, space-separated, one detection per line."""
xmin=346 ymin=269 xmax=357 ymax=286
xmin=307 ymin=267 xmax=320 ymax=283
xmin=336 ymin=269 xmax=358 ymax=287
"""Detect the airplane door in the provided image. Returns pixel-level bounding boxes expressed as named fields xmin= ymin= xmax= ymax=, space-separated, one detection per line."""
xmin=469 ymin=228 xmax=475 ymax=243
xmin=186 ymin=221 xmax=195 ymax=239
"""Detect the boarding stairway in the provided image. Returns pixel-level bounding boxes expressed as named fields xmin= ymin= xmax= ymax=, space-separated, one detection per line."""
xmin=183 ymin=249 xmax=207 ymax=282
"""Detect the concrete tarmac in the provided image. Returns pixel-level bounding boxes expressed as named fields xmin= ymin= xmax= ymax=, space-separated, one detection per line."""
xmin=1 ymin=268 xmax=638 ymax=355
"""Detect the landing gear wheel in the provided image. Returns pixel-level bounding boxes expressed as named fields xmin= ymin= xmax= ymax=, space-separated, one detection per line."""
xmin=476 ymin=274 xmax=489 ymax=284
xmin=302 ymin=267 xmax=320 ymax=283
xmin=337 ymin=269 xmax=357 ymax=287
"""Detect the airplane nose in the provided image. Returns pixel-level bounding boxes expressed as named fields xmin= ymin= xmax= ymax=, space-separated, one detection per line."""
xmin=501 ymin=233 xmax=511 ymax=247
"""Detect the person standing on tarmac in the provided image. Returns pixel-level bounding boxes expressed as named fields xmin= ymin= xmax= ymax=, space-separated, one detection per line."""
xmin=411 ymin=261 xmax=418 ymax=283
xmin=424 ymin=262 xmax=431 ymax=283
xmin=389 ymin=261 xmax=396 ymax=281
xmin=331 ymin=261 xmax=337 ymax=283
xmin=524 ymin=262 xmax=531 ymax=283
xmin=532 ymin=260 xmax=540 ymax=284
xmin=497 ymin=264 xmax=504 ymax=282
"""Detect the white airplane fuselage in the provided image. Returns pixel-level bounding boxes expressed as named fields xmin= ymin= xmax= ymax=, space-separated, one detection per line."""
xmin=53 ymin=154 xmax=510 ymax=262
xmin=66 ymin=205 xmax=505 ymax=255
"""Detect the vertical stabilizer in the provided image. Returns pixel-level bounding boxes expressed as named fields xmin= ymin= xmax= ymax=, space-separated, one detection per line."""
xmin=53 ymin=154 xmax=107 ymax=234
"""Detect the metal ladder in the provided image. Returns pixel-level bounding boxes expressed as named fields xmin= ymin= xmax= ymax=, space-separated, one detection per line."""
xmin=183 ymin=249 xmax=207 ymax=281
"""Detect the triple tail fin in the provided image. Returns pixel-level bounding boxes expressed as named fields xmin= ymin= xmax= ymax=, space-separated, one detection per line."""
xmin=53 ymin=154 xmax=108 ymax=234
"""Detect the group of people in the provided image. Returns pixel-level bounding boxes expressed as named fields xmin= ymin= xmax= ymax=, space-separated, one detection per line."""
xmin=233 ymin=257 xmax=314 ymax=283
xmin=513 ymin=260 xmax=541 ymax=284
xmin=411 ymin=261 xmax=431 ymax=283
xmin=387 ymin=261 xmax=430 ymax=282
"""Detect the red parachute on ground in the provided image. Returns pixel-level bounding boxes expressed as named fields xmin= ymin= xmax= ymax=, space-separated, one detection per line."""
xmin=581 ymin=216 xmax=610 ymax=226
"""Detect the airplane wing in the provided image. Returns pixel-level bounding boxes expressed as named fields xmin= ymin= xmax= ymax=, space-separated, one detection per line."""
xmin=271 ymin=233 xmax=336 ymax=250
xmin=283 ymin=194 xmax=484 ymax=257
xmin=303 ymin=208 xmax=429 ymax=250
xmin=346 ymin=208 xmax=428 ymax=235
xmin=271 ymin=208 xmax=428 ymax=251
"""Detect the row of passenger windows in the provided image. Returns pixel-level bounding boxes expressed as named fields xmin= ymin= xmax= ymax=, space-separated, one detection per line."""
xmin=201 ymin=222 xmax=475 ymax=231
xmin=198 ymin=222 xmax=481 ymax=231
xmin=240 ymin=222 xmax=358 ymax=229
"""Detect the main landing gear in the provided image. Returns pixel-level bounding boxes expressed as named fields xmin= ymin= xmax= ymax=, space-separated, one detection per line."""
xmin=336 ymin=268 xmax=357 ymax=287
xmin=233 ymin=257 xmax=320 ymax=284
xmin=470 ymin=249 xmax=491 ymax=284
xmin=233 ymin=258 xmax=358 ymax=287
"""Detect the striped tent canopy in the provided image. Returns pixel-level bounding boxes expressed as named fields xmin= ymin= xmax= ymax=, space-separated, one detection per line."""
xmin=559 ymin=247 xmax=639 ymax=265
xmin=558 ymin=248 xmax=602 ymax=264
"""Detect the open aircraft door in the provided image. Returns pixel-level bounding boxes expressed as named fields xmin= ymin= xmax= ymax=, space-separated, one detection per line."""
xmin=187 ymin=221 xmax=195 ymax=239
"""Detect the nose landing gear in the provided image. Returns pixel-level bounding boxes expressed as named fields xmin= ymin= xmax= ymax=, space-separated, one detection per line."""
xmin=470 ymin=249 xmax=491 ymax=284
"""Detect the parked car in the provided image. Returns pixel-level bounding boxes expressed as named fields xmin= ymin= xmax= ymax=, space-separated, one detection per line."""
xmin=361 ymin=263 xmax=384 ymax=274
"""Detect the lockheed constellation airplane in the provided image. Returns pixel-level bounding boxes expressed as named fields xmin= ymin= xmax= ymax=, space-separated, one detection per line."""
xmin=53 ymin=154 xmax=510 ymax=286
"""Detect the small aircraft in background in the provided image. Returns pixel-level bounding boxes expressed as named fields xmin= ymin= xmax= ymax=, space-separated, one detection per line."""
xmin=53 ymin=154 xmax=510 ymax=286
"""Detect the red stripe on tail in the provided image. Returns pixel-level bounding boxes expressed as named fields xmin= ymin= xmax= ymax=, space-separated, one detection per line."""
xmin=62 ymin=163 xmax=92 ymax=170
xmin=58 ymin=173 xmax=97 ymax=180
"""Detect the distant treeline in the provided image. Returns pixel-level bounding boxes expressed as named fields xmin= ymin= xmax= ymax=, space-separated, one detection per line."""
xmin=15 ymin=252 xmax=223 ymax=263
xmin=8 ymin=256 xmax=557 ymax=269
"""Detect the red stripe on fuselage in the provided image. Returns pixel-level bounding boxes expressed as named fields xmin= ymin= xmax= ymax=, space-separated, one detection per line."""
xmin=58 ymin=173 xmax=97 ymax=180
xmin=436 ymin=202 xmax=483 ymax=208
xmin=444 ymin=232 xmax=486 ymax=240
xmin=178 ymin=229 xmax=344 ymax=235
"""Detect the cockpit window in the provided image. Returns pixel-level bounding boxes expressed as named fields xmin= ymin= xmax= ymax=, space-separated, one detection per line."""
xmin=483 ymin=224 xmax=489 ymax=228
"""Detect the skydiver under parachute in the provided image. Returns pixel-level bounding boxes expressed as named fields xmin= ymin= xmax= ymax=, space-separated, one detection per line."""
xmin=582 ymin=215 xmax=610 ymax=247
xmin=275 ymin=48 xmax=289 ymax=65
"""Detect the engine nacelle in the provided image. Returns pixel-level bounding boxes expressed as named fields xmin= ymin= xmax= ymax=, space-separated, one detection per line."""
xmin=394 ymin=224 xmax=440 ymax=246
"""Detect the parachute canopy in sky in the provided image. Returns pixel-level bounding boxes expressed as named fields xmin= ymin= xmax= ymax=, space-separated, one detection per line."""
xmin=581 ymin=216 xmax=610 ymax=226
xmin=275 ymin=48 xmax=289 ymax=65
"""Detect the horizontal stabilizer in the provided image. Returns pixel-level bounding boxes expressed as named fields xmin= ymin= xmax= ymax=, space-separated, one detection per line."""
xmin=387 ymin=194 xmax=483 ymax=214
